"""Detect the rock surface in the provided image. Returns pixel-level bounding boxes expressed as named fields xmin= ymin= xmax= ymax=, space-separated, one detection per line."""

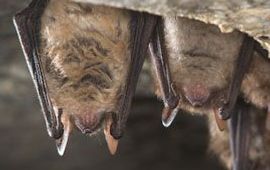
xmin=76 ymin=0 xmax=270 ymax=56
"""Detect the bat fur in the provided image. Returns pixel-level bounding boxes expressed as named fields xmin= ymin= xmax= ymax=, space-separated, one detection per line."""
xmin=39 ymin=0 xmax=132 ymax=134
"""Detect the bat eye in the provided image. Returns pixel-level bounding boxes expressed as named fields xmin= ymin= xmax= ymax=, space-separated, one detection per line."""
xmin=183 ymin=84 xmax=210 ymax=107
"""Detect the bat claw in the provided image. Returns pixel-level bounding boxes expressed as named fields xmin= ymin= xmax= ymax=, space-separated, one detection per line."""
xmin=104 ymin=115 xmax=119 ymax=155
xmin=162 ymin=106 xmax=179 ymax=127
xmin=55 ymin=115 xmax=71 ymax=156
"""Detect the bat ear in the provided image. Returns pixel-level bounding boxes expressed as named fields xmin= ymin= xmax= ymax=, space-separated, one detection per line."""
xmin=55 ymin=114 xmax=72 ymax=156
xmin=109 ymin=13 xmax=157 ymax=140
xmin=162 ymin=105 xmax=179 ymax=127
xmin=104 ymin=114 xmax=119 ymax=155
xmin=13 ymin=0 xmax=64 ymax=140
xmin=212 ymin=108 xmax=227 ymax=131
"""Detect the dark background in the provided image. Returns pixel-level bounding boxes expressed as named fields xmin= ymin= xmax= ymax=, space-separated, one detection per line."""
xmin=0 ymin=1 xmax=225 ymax=170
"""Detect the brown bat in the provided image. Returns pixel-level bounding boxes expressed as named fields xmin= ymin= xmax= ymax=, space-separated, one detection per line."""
xmin=149 ymin=17 xmax=253 ymax=126
xmin=149 ymin=17 xmax=264 ymax=170
xmin=13 ymin=0 xmax=157 ymax=155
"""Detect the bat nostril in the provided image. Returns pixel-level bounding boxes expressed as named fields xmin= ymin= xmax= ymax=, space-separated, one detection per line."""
xmin=183 ymin=84 xmax=210 ymax=107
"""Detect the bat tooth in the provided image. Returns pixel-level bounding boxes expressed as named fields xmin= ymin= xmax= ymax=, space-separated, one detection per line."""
xmin=213 ymin=108 xmax=227 ymax=131
xmin=104 ymin=117 xmax=119 ymax=155
xmin=162 ymin=106 xmax=179 ymax=127
xmin=55 ymin=115 xmax=72 ymax=156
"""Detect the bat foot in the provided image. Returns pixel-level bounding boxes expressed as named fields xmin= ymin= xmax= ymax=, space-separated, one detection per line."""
xmin=162 ymin=105 xmax=179 ymax=127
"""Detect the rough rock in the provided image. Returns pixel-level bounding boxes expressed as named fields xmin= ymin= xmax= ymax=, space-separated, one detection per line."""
xmin=75 ymin=0 xmax=270 ymax=57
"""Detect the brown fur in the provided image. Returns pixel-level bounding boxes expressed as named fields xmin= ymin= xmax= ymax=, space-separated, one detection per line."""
xmin=39 ymin=0 xmax=131 ymax=133
xmin=242 ymin=52 xmax=270 ymax=111
xmin=160 ymin=17 xmax=244 ymax=114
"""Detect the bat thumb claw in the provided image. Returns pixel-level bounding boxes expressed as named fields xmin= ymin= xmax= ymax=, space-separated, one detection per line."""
xmin=162 ymin=106 xmax=179 ymax=127
xmin=104 ymin=117 xmax=119 ymax=155
xmin=55 ymin=116 xmax=72 ymax=156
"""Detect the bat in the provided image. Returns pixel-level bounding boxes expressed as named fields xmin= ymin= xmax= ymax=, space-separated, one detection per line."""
xmin=149 ymin=16 xmax=267 ymax=170
xmin=13 ymin=0 xmax=157 ymax=156
xmin=149 ymin=16 xmax=247 ymax=128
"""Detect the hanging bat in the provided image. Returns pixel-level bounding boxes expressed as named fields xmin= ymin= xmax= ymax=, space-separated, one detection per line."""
xmin=149 ymin=17 xmax=253 ymax=127
xmin=149 ymin=17 xmax=265 ymax=170
xmin=13 ymin=0 xmax=157 ymax=156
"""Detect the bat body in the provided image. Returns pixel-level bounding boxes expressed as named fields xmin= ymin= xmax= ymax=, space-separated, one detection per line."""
xmin=150 ymin=17 xmax=245 ymax=125
xmin=39 ymin=0 xmax=132 ymax=135
xmin=14 ymin=0 xmax=156 ymax=155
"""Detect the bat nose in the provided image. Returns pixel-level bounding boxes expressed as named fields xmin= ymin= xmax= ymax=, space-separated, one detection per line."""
xmin=183 ymin=83 xmax=210 ymax=107
xmin=74 ymin=113 xmax=103 ymax=134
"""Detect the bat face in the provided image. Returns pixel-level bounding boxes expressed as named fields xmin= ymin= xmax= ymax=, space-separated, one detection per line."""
xmin=159 ymin=17 xmax=244 ymax=115
xmin=14 ymin=0 xmax=157 ymax=155
xmin=40 ymin=0 xmax=131 ymax=135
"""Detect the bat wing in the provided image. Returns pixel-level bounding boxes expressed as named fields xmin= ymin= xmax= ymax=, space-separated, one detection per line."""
xmin=254 ymin=41 xmax=269 ymax=59
xmin=229 ymin=99 xmax=251 ymax=170
xmin=13 ymin=0 xmax=64 ymax=139
xmin=110 ymin=13 xmax=157 ymax=139
xmin=148 ymin=18 xmax=180 ymax=127
xmin=219 ymin=35 xmax=255 ymax=120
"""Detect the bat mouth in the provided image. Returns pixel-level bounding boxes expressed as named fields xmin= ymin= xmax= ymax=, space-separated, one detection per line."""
xmin=180 ymin=86 xmax=227 ymax=112
xmin=73 ymin=112 xmax=106 ymax=135
xmin=182 ymin=83 xmax=211 ymax=107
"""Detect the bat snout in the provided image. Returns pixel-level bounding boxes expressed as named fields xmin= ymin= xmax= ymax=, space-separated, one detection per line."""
xmin=183 ymin=84 xmax=210 ymax=107
xmin=74 ymin=112 xmax=104 ymax=134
